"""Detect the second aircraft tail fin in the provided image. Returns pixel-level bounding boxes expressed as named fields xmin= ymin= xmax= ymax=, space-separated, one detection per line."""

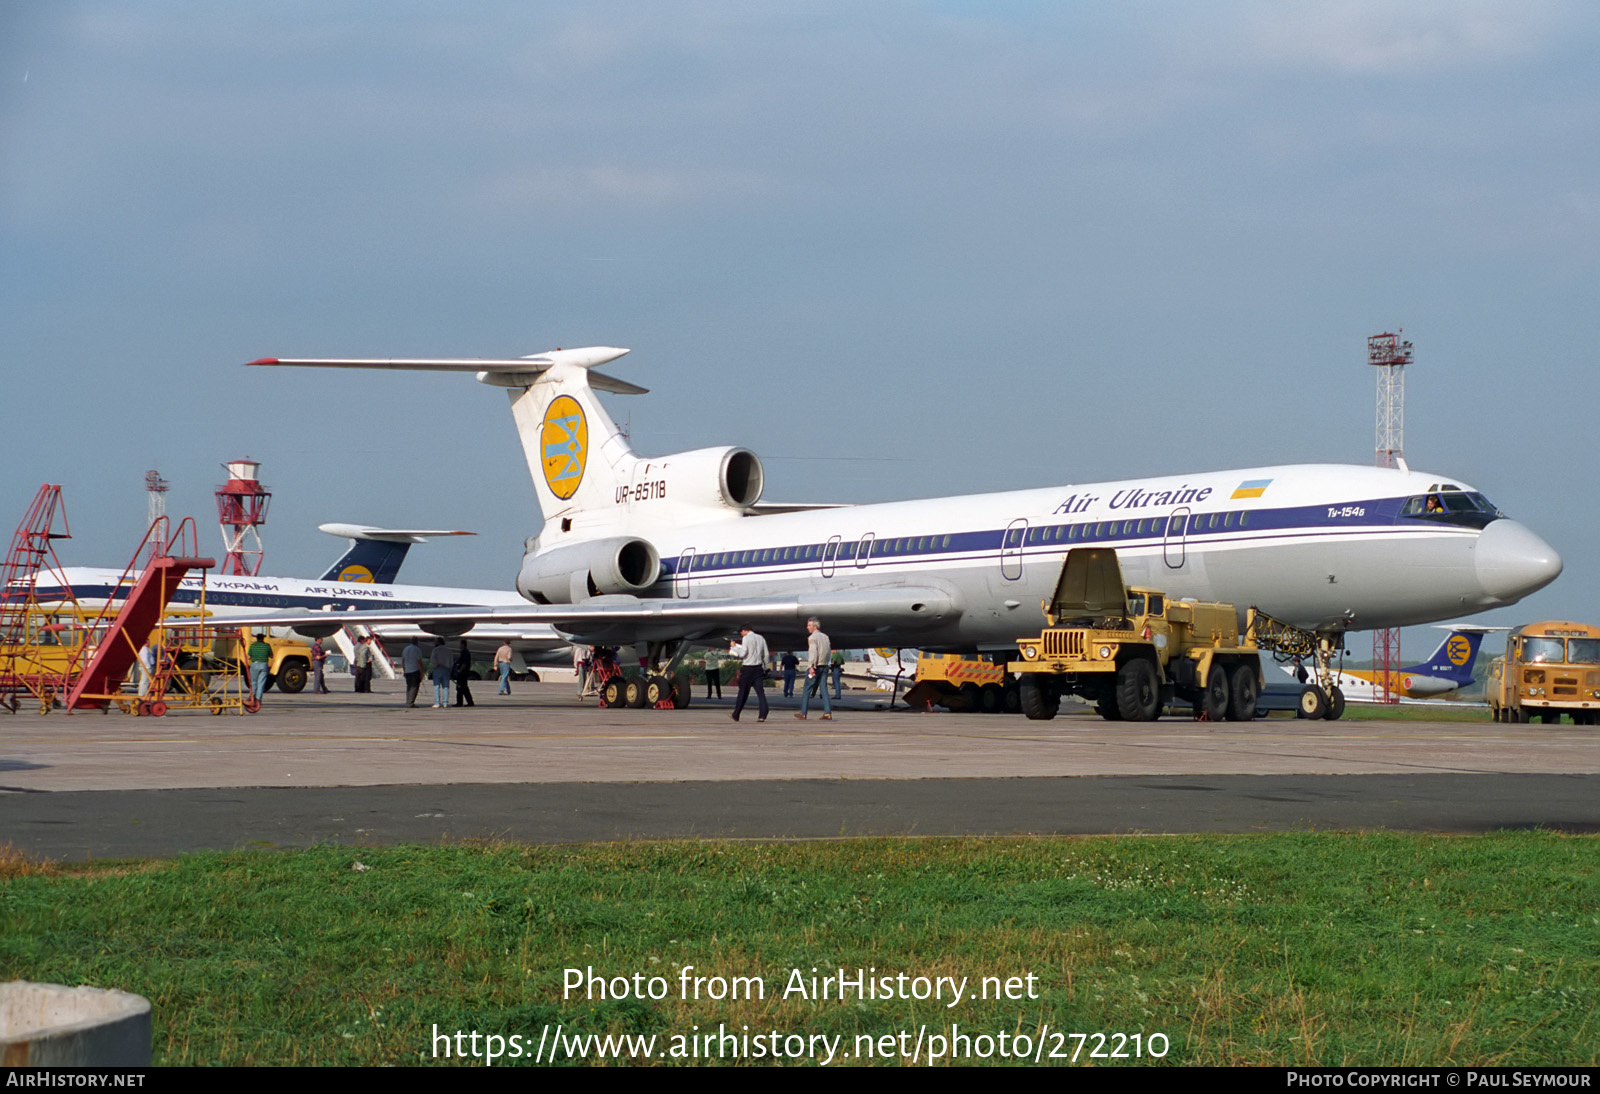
xmin=1404 ymin=629 xmax=1487 ymax=686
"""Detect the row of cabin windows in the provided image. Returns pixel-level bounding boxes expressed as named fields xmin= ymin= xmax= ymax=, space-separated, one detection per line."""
xmin=688 ymin=511 xmax=1256 ymax=572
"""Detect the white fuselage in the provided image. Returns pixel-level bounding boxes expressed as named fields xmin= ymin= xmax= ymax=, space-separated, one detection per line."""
xmin=530 ymin=463 xmax=1560 ymax=651
xmin=46 ymin=568 xmax=568 ymax=661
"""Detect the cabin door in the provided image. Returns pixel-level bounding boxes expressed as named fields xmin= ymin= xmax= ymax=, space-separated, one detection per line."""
xmin=1163 ymin=508 xmax=1190 ymax=568
xmin=675 ymin=549 xmax=695 ymax=598
xmin=1001 ymin=519 xmax=1028 ymax=582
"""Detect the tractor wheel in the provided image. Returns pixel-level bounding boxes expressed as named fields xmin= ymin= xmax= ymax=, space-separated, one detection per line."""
xmin=1201 ymin=665 xmax=1230 ymax=721
xmin=1227 ymin=665 xmax=1258 ymax=721
xmin=1019 ymin=675 xmax=1057 ymax=720
xmin=1115 ymin=659 xmax=1161 ymax=722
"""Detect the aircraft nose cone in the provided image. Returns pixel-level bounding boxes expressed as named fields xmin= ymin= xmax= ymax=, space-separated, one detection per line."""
xmin=1475 ymin=519 xmax=1562 ymax=603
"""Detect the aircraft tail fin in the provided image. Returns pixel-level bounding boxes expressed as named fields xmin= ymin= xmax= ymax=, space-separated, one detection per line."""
xmin=497 ymin=350 xmax=645 ymax=525
xmin=248 ymin=347 xmax=645 ymax=529
xmin=316 ymin=524 xmax=475 ymax=583
xmin=1404 ymin=629 xmax=1486 ymax=685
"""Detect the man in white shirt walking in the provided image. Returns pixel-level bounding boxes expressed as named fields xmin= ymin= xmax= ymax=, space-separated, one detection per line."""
xmin=729 ymin=624 xmax=769 ymax=722
xmin=795 ymin=617 xmax=834 ymax=720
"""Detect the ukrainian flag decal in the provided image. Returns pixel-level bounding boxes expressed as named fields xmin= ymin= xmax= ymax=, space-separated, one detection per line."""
xmin=1231 ymin=478 xmax=1272 ymax=500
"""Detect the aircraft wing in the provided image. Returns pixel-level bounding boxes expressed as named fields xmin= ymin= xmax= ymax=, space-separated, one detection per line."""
xmin=168 ymin=586 xmax=959 ymax=647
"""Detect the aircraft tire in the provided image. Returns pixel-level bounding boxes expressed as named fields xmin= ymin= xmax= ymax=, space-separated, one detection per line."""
xmin=1115 ymin=659 xmax=1161 ymax=722
xmin=979 ymin=683 xmax=1004 ymax=714
xmin=1326 ymin=686 xmax=1346 ymax=721
xmin=1201 ymin=665 xmax=1230 ymax=721
xmin=1298 ymin=685 xmax=1328 ymax=720
xmin=625 ymin=678 xmax=649 ymax=709
xmin=671 ymin=674 xmax=691 ymax=709
xmin=1227 ymin=665 xmax=1258 ymax=721
xmin=645 ymin=675 xmax=671 ymax=706
xmin=1019 ymin=675 xmax=1057 ymax=720
xmin=600 ymin=679 xmax=624 ymax=708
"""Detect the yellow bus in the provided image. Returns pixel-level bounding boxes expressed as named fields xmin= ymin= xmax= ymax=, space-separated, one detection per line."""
xmin=1486 ymin=621 xmax=1600 ymax=725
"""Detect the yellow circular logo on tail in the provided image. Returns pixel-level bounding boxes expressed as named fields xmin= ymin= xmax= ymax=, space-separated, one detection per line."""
xmin=541 ymin=395 xmax=588 ymax=500
xmin=1446 ymin=635 xmax=1471 ymax=666
xmin=337 ymin=564 xmax=375 ymax=583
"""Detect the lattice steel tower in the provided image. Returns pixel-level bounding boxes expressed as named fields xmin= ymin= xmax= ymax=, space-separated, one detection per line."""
xmin=145 ymin=469 xmax=169 ymax=552
xmin=1370 ymin=332 xmax=1412 ymax=469
xmin=1368 ymin=332 xmax=1412 ymax=702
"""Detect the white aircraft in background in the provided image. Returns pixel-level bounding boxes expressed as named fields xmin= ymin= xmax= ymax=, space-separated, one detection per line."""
xmin=41 ymin=525 xmax=570 ymax=679
xmin=1279 ymin=625 xmax=1504 ymax=702
xmin=226 ymin=345 xmax=1561 ymax=713
xmin=865 ymin=648 xmax=919 ymax=689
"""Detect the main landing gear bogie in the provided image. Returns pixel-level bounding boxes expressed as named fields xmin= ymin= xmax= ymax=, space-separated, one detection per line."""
xmin=595 ymin=637 xmax=695 ymax=712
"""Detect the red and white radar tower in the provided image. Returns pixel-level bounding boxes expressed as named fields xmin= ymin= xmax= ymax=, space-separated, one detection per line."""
xmin=215 ymin=459 xmax=271 ymax=576
xmin=1369 ymin=331 xmax=1413 ymax=703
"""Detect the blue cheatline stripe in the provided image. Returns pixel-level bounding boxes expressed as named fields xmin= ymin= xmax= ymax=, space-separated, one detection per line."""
xmin=659 ymin=495 xmax=1443 ymax=579
xmin=33 ymin=583 xmax=474 ymax=614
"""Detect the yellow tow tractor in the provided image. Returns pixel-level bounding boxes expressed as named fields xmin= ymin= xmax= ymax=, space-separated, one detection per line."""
xmin=1008 ymin=548 xmax=1268 ymax=722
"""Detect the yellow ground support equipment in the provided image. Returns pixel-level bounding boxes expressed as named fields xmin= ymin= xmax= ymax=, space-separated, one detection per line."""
xmin=902 ymin=653 xmax=1014 ymax=714
xmin=66 ymin=517 xmax=237 ymax=716
xmin=1009 ymin=548 xmax=1342 ymax=722
xmin=1 ymin=485 xmax=80 ymax=714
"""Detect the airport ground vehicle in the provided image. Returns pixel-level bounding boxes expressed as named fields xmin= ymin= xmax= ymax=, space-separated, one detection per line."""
xmin=210 ymin=631 xmax=314 ymax=693
xmin=1008 ymin=549 xmax=1268 ymax=722
xmin=902 ymin=652 xmax=1016 ymax=713
xmin=1486 ymin=621 xmax=1600 ymax=725
xmin=1007 ymin=548 xmax=1338 ymax=722
xmin=0 ymin=607 xmax=98 ymax=713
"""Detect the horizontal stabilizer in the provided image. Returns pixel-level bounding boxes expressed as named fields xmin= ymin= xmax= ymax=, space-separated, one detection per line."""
xmin=317 ymin=523 xmax=475 ymax=544
xmin=248 ymin=347 xmax=647 ymax=395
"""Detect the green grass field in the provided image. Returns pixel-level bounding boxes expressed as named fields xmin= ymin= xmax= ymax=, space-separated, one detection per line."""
xmin=3 ymin=834 xmax=1595 ymax=1066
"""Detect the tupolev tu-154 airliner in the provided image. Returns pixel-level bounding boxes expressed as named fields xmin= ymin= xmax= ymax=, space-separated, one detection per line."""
xmin=233 ymin=346 xmax=1562 ymax=709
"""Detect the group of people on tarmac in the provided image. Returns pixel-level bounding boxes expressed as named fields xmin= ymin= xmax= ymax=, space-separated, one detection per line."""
xmin=396 ymin=637 xmax=517 ymax=708
xmin=242 ymin=633 xmax=514 ymax=708
xmin=245 ymin=624 xmax=847 ymax=717
xmin=723 ymin=618 xmax=842 ymax=723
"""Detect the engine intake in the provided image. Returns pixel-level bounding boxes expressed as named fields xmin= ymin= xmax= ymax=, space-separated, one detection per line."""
xmin=625 ymin=446 xmax=763 ymax=511
xmin=517 ymin=535 xmax=662 ymax=604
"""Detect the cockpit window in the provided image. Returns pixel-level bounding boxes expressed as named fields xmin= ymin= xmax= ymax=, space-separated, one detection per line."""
xmin=1399 ymin=491 xmax=1501 ymax=529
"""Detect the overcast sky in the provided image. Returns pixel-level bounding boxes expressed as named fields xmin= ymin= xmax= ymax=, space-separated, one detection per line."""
xmin=4 ymin=1 xmax=1597 ymax=656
